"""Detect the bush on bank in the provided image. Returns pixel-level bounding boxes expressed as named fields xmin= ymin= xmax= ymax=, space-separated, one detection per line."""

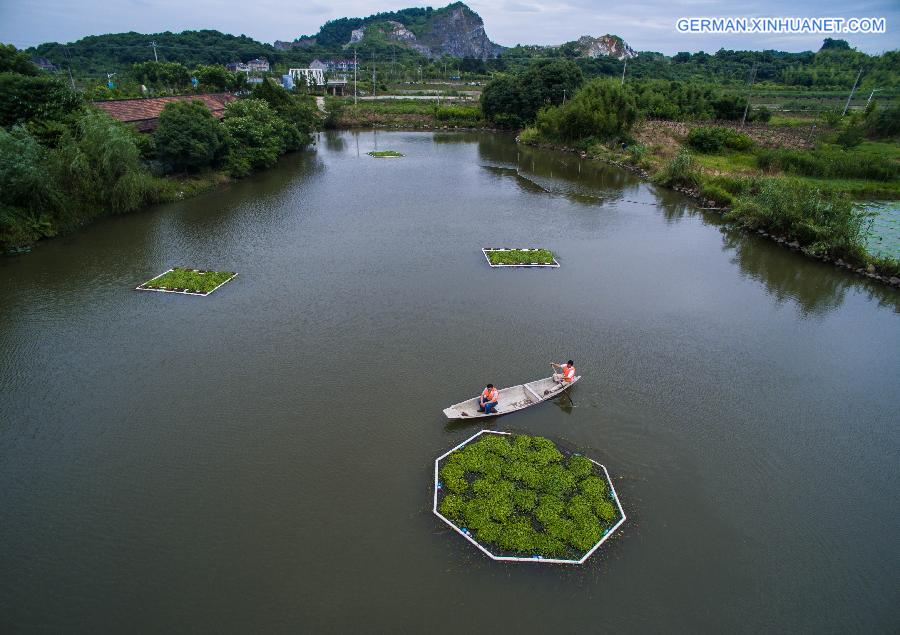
xmin=0 ymin=44 xmax=319 ymax=251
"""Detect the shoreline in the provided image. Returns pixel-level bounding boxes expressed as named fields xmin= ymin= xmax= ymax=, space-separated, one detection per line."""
xmin=518 ymin=137 xmax=900 ymax=290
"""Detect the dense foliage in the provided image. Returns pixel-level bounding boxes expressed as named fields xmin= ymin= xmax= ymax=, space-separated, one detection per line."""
xmin=686 ymin=126 xmax=753 ymax=152
xmin=153 ymin=101 xmax=227 ymax=172
xmin=532 ymin=80 xmax=637 ymax=143
xmin=481 ymin=60 xmax=583 ymax=128
xmin=438 ymin=434 xmax=621 ymax=558
xmin=221 ymin=99 xmax=293 ymax=177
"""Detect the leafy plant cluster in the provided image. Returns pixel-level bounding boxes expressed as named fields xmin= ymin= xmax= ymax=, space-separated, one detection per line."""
xmin=438 ymin=434 xmax=620 ymax=558
xmin=686 ymin=126 xmax=754 ymax=153
xmin=533 ymin=79 xmax=637 ymax=143
xmin=367 ymin=150 xmax=404 ymax=157
xmin=486 ymin=248 xmax=554 ymax=265
xmin=140 ymin=267 xmax=236 ymax=293
xmin=756 ymin=147 xmax=898 ymax=181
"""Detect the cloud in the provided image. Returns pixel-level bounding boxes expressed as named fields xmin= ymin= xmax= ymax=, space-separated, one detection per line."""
xmin=0 ymin=0 xmax=897 ymax=53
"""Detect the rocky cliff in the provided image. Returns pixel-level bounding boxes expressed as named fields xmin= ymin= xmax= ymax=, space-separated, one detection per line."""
xmin=575 ymin=35 xmax=636 ymax=60
xmin=277 ymin=2 xmax=503 ymax=59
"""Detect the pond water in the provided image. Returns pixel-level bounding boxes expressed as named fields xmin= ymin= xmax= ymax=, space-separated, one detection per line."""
xmin=1 ymin=131 xmax=898 ymax=633
xmin=861 ymin=200 xmax=900 ymax=260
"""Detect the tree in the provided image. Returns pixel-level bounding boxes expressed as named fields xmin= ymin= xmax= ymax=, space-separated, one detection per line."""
xmin=0 ymin=72 xmax=83 ymax=134
xmin=480 ymin=74 xmax=528 ymax=128
xmin=0 ymin=44 xmax=40 ymax=76
xmin=250 ymin=80 xmax=317 ymax=149
xmin=131 ymin=61 xmax=190 ymax=88
xmin=193 ymin=64 xmax=232 ymax=91
xmin=534 ymin=79 xmax=637 ymax=142
xmin=153 ymin=100 xmax=227 ymax=172
xmin=221 ymin=98 xmax=289 ymax=176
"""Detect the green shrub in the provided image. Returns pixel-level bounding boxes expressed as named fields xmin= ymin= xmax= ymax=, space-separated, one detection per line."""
xmin=154 ymin=100 xmax=226 ymax=173
xmin=222 ymin=98 xmax=289 ymax=177
xmin=654 ymin=149 xmax=700 ymax=188
xmin=570 ymin=521 xmax=603 ymax=552
xmin=750 ymin=106 xmax=772 ymax=122
xmin=863 ymin=105 xmax=900 ymax=139
xmin=534 ymin=79 xmax=637 ymax=143
xmin=686 ymin=126 xmax=752 ymax=153
xmin=699 ymin=182 xmax=734 ymax=206
xmin=835 ymin=124 xmax=864 ymax=149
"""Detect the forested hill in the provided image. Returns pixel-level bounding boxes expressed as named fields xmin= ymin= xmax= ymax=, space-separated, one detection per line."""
xmin=26 ymin=30 xmax=295 ymax=75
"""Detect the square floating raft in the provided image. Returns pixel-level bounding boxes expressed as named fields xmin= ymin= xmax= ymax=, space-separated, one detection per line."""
xmin=136 ymin=267 xmax=238 ymax=297
xmin=482 ymin=247 xmax=559 ymax=268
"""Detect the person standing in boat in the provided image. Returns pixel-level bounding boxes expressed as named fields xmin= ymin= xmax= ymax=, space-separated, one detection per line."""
xmin=552 ymin=360 xmax=576 ymax=383
xmin=478 ymin=384 xmax=500 ymax=414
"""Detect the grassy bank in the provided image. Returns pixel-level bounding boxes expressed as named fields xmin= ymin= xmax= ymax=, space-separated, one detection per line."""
xmin=325 ymin=98 xmax=488 ymax=129
xmin=520 ymin=118 xmax=900 ymax=281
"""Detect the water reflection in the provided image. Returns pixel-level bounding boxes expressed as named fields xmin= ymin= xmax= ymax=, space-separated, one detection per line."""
xmin=721 ymin=228 xmax=899 ymax=315
xmin=321 ymin=130 xmax=346 ymax=152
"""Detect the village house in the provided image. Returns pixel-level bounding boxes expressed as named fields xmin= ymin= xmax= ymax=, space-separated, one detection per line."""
xmin=246 ymin=58 xmax=270 ymax=72
xmin=93 ymin=93 xmax=236 ymax=132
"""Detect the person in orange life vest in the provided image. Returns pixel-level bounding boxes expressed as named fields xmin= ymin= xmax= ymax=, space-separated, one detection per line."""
xmin=551 ymin=360 xmax=576 ymax=383
xmin=478 ymin=383 xmax=500 ymax=414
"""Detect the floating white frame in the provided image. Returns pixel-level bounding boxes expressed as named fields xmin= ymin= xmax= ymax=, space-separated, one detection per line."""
xmin=135 ymin=268 xmax=238 ymax=297
xmin=482 ymin=247 xmax=560 ymax=268
xmin=433 ymin=429 xmax=626 ymax=564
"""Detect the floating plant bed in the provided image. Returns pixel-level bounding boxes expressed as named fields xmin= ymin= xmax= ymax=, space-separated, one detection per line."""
xmin=136 ymin=267 xmax=237 ymax=296
xmin=367 ymin=150 xmax=404 ymax=158
xmin=482 ymin=247 xmax=559 ymax=268
xmin=433 ymin=430 xmax=625 ymax=564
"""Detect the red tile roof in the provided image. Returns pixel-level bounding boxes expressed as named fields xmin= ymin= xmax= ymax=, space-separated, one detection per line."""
xmin=93 ymin=93 xmax=237 ymax=131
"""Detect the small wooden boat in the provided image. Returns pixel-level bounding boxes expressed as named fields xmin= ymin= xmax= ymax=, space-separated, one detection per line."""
xmin=442 ymin=375 xmax=580 ymax=420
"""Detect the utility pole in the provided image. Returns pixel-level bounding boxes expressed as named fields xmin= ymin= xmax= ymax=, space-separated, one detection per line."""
xmin=149 ymin=41 xmax=158 ymax=62
xmin=865 ymin=88 xmax=882 ymax=110
xmin=63 ymin=46 xmax=76 ymax=91
xmin=842 ymin=67 xmax=863 ymax=116
xmin=620 ymin=57 xmax=627 ymax=85
xmin=353 ymin=48 xmax=358 ymax=106
xmin=372 ymin=53 xmax=376 ymax=98
xmin=740 ymin=65 xmax=757 ymax=126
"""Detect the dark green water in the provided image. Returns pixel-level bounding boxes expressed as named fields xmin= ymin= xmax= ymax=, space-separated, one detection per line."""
xmin=1 ymin=131 xmax=898 ymax=633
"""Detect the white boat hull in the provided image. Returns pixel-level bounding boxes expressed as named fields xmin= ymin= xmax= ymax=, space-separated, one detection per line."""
xmin=442 ymin=375 xmax=580 ymax=420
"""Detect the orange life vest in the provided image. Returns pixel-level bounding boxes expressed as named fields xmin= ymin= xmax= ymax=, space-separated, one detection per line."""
xmin=482 ymin=387 xmax=499 ymax=402
xmin=561 ymin=364 xmax=576 ymax=382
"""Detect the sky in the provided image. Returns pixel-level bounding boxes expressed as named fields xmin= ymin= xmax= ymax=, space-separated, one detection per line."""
xmin=0 ymin=0 xmax=897 ymax=54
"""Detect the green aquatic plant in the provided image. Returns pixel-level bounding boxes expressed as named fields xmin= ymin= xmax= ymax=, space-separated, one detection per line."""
xmin=486 ymin=248 xmax=556 ymax=265
xmin=367 ymin=150 xmax=404 ymax=158
xmin=437 ymin=433 xmax=622 ymax=559
xmin=138 ymin=267 xmax=236 ymax=294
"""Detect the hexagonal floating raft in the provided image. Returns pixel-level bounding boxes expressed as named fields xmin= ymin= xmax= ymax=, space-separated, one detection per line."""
xmin=136 ymin=267 xmax=237 ymax=297
xmin=433 ymin=430 xmax=625 ymax=564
